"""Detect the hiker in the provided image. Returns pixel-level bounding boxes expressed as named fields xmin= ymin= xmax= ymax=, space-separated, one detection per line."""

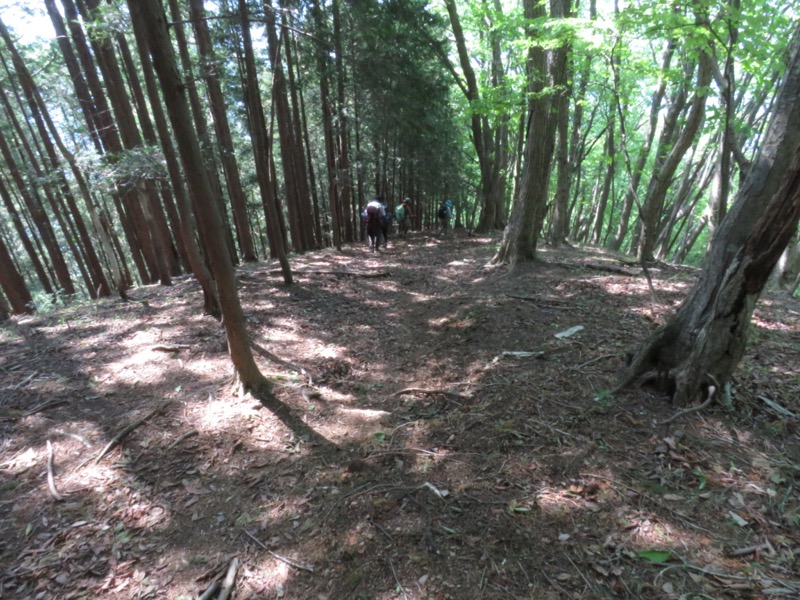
xmin=396 ymin=198 xmax=414 ymax=236
xmin=365 ymin=197 xmax=385 ymax=252
xmin=437 ymin=199 xmax=454 ymax=236
xmin=380 ymin=202 xmax=393 ymax=248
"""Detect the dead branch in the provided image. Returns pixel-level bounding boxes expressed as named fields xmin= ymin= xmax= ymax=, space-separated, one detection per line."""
xmin=244 ymin=530 xmax=315 ymax=572
xmin=504 ymin=293 xmax=570 ymax=308
xmin=46 ymin=440 xmax=63 ymax=501
xmin=166 ymin=429 xmax=198 ymax=451
xmin=583 ymin=262 xmax=639 ymax=276
xmin=266 ymin=268 xmax=390 ymax=278
xmin=392 ymin=387 xmax=468 ymax=400
xmin=24 ymin=399 xmax=68 ymax=417
xmin=94 ymin=400 xmax=176 ymax=464
xmin=152 ymin=343 xmax=191 ymax=352
xmin=217 ymin=556 xmax=239 ymax=600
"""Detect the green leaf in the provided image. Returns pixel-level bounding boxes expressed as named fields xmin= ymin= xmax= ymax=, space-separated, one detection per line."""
xmin=637 ymin=549 xmax=673 ymax=564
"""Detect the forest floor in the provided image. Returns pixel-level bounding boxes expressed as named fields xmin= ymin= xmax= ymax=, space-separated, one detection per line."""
xmin=1 ymin=230 xmax=799 ymax=600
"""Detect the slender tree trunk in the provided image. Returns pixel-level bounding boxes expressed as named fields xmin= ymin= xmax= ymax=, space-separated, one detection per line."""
xmin=129 ymin=11 xmax=220 ymax=315
xmin=188 ymin=0 xmax=257 ymax=262
xmin=129 ymin=0 xmax=268 ymax=391
xmin=609 ymin=39 xmax=677 ymax=251
xmin=310 ymin=0 xmax=342 ymax=249
xmin=636 ymin=53 xmax=712 ymax=262
xmin=238 ymin=0 xmax=292 ymax=281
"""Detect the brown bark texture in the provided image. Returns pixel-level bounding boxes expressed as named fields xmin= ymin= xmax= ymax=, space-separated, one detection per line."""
xmin=620 ymin=25 xmax=800 ymax=406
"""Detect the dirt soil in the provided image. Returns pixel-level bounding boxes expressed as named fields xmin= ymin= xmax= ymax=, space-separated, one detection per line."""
xmin=1 ymin=232 xmax=799 ymax=600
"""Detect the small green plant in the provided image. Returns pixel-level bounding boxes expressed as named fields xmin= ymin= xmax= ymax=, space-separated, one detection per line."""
xmin=593 ymin=388 xmax=614 ymax=408
xmin=691 ymin=467 xmax=707 ymax=491
xmin=27 ymin=289 xmax=70 ymax=314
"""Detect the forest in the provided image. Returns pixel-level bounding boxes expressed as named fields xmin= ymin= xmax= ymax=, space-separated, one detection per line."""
xmin=0 ymin=0 xmax=799 ymax=598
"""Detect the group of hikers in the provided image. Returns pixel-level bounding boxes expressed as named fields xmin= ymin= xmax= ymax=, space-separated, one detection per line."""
xmin=361 ymin=197 xmax=454 ymax=251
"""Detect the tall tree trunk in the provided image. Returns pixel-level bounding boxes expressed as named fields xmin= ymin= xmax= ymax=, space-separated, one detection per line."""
xmin=188 ymin=0 xmax=258 ymax=262
xmin=636 ymin=53 xmax=712 ymax=262
xmin=238 ymin=0 xmax=292 ymax=281
xmin=491 ymin=0 xmax=564 ymax=267
xmin=310 ymin=0 xmax=341 ymax=249
xmin=130 ymin=0 xmax=268 ymax=389
xmin=621 ymin=26 xmax=800 ymax=406
xmin=129 ymin=8 xmax=220 ymax=315
xmin=0 ymin=119 xmax=74 ymax=295
xmin=59 ymin=0 xmax=147 ymax=285
xmin=166 ymin=0 xmax=239 ymax=264
xmin=0 ymin=176 xmax=53 ymax=294
xmin=609 ymin=38 xmax=677 ymax=251
xmin=444 ymin=0 xmax=505 ymax=232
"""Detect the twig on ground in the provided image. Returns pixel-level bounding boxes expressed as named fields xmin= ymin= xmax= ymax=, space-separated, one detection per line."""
xmin=166 ymin=429 xmax=198 ymax=451
xmin=13 ymin=371 xmax=38 ymax=389
xmin=392 ymin=387 xmax=468 ymax=400
xmin=504 ymin=293 xmax=571 ymax=309
xmin=729 ymin=541 xmax=775 ymax=557
xmin=388 ymin=559 xmax=409 ymax=600
xmin=243 ymin=530 xmax=315 ymax=572
xmin=572 ymin=354 xmax=617 ymax=370
xmin=757 ymin=395 xmax=796 ymax=418
xmin=94 ymin=400 xmax=176 ymax=464
xmin=53 ymin=429 xmax=92 ymax=447
xmin=659 ymin=384 xmax=716 ymax=426
xmin=217 ymin=556 xmax=239 ymax=600
xmin=24 ymin=399 xmax=68 ymax=417
xmin=46 ymin=440 xmax=63 ymax=501
xmin=152 ymin=343 xmax=191 ymax=352
xmin=266 ymin=268 xmax=390 ymax=278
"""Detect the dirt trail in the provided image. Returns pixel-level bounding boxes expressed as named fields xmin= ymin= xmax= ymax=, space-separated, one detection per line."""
xmin=1 ymin=232 xmax=799 ymax=599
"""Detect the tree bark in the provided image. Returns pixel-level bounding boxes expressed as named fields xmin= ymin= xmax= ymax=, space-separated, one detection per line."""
xmin=0 ymin=228 xmax=33 ymax=314
xmin=188 ymin=0 xmax=258 ymax=262
xmin=129 ymin=0 xmax=267 ymax=390
xmin=620 ymin=25 xmax=800 ymax=406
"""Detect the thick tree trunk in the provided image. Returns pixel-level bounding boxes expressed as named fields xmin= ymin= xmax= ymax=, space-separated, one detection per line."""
xmin=621 ymin=26 xmax=800 ymax=406
xmin=491 ymin=0 xmax=564 ymax=267
xmin=0 ymin=231 xmax=33 ymax=314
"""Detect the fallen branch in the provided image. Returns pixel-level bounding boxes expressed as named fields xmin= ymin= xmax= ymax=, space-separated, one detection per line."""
xmin=504 ymin=293 xmax=570 ymax=309
xmin=583 ymin=262 xmax=638 ymax=276
xmin=392 ymin=387 xmax=468 ymax=400
xmin=267 ymin=268 xmax=390 ymax=278
xmin=243 ymin=530 xmax=315 ymax=573
xmin=94 ymin=400 xmax=176 ymax=464
xmin=152 ymin=343 xmax=191 ymax=352
xmin=217 ymin=557 xmax=239 ymax=600
xmin=46 ymin=440 xmax=63 ymax=501
xmin=757 ymin=395 xmax=796 ymax=418
xmin=166 ymin=429 xmax=198 ymax=451
xmin=24 ymin=399 xmax=68 ymax=417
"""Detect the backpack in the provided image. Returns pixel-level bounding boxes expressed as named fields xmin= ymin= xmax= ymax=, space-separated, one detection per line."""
xmin=366 ymin=204 xmax=381 ymax=228
xmin=396 ymin=205 xmax=406 ymax=221
xmin=438 ymin=205 xmax=448 ymax=220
